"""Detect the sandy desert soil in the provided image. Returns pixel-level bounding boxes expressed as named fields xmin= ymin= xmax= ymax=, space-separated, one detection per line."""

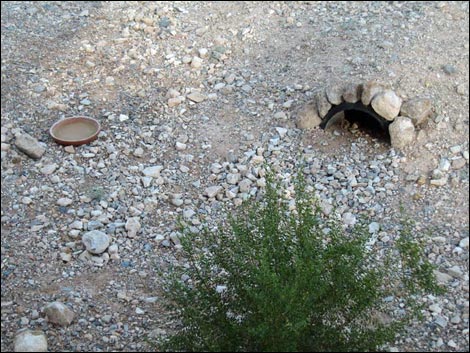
xmin=1 ymin=1 xmax=469 ymax=352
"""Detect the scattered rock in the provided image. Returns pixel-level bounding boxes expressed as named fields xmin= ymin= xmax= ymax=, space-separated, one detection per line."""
xmin=187 ymin=92 xmax=207 ymax=103
xmin=430 ymin=177 xmax=448 ymax=187
xmin=167 ymin=88 xmax=180 ymax=98
xmin=368 ymin=222 xmax=380 ymax=233
xmin=342 ymin=212 xmax=357 ymax=226
xmin=125 ymin=217 xmax=141 ymax=238
xmin=44 ymin=302 xmax=75 ymax=326
xmin=428 ymin=303 xmax=442 ymax=314
xmin=168 ymin=97 xmax=182 ymax=107
xmin=442 ymin=64 xmax=457 ymax=75
xmin=142 ymin=166 xmax=163 ymax=178
xmin=447 ymin=265 xmax=464 ymax=279
xmin=175 ymin=142 xmax=187 ymax=151
xmin=119 ymin=114 xmax=129 ymax=122
xmin=204 ymin=186 xmax=223 ymax=198
xmin=82 ymin=230 xmax=110 ymax=254
xmin=433 ymin=270 xmax=453 ymax=284
xmin=14 ymin=330 xmax=47 ymax=352
xmin=274 ymin=111 xmax=287 ymax=119
xmin=459 ymin=237 xmax=469 ymax=249
xmin=452 ymin=158 xmax=466 ymax=170
xmin=40 ymin=164 xmax=57 ymax=175
xmin=190 ymin=56 xmax=203 ymax=69
xmin=456 ymin=83 xmax=467 ymax=95
xmin=57 ymin=198 xmax=73 ymax=207
xmin=133 ymin=147 xmax=144 ymax=157
xmin=64 ymin=145 xmax=75 ymax=154
xmin=226 ymin=173 xmax=240 ymax=185
xmin=14 ymin=133 xmax=45 ymax=159
xmin=275 ymin=127 xmax=288 ymax=138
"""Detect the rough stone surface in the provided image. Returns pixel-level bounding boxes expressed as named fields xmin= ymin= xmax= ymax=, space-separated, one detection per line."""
xmin=125 ymin=217 xmax=141 ymax=238
xmin=361 ymin=81 xmax=384 ymax=106
xmin=389 ymin=116 xmax=415 ymax=149
xmin=14 ymin=330 xmax=48 ymax=352
xmin=315 ymin=90 xmax=332 ymax=118
xmin=296 ymin=102 xmax=321 ymax=129
xmin=371 ymin=90 xmax=402 ymax=121
xmin=14 ymin=133 xmax=45 ymax=159
xmin=187 ymin=92 xmax=207 ymax=103
xmin=82 ymin=230 xmax=110 ymax=254
xmin=400 ymin=98 xmax=433 ymax=125
xmin=342 ymin=83 xmax=362 ymax=103
xmin=204 ymin=185 xmax=223 ymax=198
xmin=142 ymin=166 xmax=163 ymax=177
xmin=44 ymin=302 xmax=75 ymax=326
xmin=325 ymin=85 xmax=343 ymax=105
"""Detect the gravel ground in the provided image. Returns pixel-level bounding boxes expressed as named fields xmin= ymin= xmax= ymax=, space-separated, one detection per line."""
xmin=1 ymin=1 xmax=469 ymax=352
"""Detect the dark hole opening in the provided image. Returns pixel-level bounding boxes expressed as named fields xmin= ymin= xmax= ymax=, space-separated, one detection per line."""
xmin=321 ymin=102 xmax=391 ymax=145
xmin=344 ymin=109 xmax=391 ymax=143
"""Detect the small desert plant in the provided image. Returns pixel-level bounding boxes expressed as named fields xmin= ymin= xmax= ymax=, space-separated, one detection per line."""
xmin=159 ymin=174 xmax=442 ymax=352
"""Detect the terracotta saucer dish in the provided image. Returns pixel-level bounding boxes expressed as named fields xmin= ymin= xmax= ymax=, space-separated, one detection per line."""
xmin=50 ymin=116 xmax=101 ymax=146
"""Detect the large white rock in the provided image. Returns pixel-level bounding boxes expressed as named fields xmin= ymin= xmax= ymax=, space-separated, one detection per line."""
xmin=371 ymin=90 xmax=402 ymax=121
xmin=14 ymin=330 xmax=48 ymax=352
xmin=82 ymin=230 xmax=110 ymax=254
xmin=44 ymin=302 xmax=75 ymax=326
xmin=389 ymin=116 xmax=415 ymax=149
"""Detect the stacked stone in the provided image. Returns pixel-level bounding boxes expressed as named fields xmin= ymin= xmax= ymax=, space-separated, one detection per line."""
xmin=296 ymin=82 xmax=432 ymax=149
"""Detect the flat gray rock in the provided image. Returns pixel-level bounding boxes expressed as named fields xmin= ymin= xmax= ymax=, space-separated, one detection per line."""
xmin=187 ymin=92 xmax=207 ymax=103
xmin=204 ymin=185 xmax=223 ymax=198
xmin=14 ymin=330 xmax=48 ymax=352
xmin=82 ymin=230 xmax=110 ymax=254
xmin=44 ymin=302 xmax=75 ymax=326
xmin=14 ymin=133 xmax=45 ymax=159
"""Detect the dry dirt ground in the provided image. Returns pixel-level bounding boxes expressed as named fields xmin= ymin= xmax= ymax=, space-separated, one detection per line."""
xmin=1 ymin=1 xmax=469 ymax=352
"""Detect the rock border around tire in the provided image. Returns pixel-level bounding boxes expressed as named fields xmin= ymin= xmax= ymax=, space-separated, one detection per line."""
xmin=295 ymin=82 xmax=432 ymax=149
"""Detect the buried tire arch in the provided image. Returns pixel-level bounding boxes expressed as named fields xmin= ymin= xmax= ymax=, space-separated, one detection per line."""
xmin=295 ymin=82 xmax=433 ymax=149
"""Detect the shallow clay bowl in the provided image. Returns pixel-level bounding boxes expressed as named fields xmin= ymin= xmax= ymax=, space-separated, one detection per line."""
xmin=50 ymin=116 xmax=101 ymax=146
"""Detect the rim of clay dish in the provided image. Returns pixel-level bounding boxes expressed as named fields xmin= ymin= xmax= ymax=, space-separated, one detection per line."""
xmin=50 ymin=116 xmax=101 ymax=146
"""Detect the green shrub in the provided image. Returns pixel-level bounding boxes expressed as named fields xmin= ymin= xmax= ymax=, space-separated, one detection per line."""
xmin=159 ymin=174 xmax=442 ymax=352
